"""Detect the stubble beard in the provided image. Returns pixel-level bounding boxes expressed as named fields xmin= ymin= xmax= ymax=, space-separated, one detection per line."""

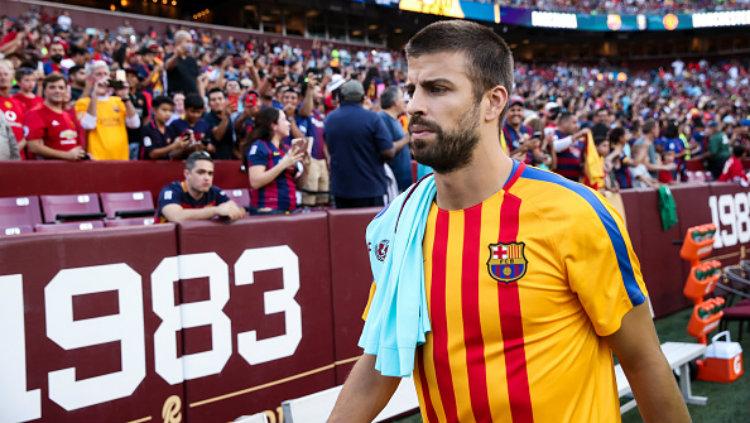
xmin=410 ymin=102 xmax=481 ymax=174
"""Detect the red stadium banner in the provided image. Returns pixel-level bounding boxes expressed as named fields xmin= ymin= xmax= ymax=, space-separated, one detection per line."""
xmin=0 ymin=225 xmax=184 ymax=423
xmin=174 ymin=215 xmax=337 ymax=422
xmin=327 ymin=208 xmax=379 ymax=383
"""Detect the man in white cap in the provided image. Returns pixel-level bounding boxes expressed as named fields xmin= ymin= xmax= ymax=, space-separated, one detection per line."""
xmin=324 ymin=80 xmax=400 ymax=208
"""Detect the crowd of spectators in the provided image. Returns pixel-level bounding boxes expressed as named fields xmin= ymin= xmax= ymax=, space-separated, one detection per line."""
xmin=487 ymin=0 xmax=750 ymax=14
xmin=1 ymin=7 xmax=750 ymax=213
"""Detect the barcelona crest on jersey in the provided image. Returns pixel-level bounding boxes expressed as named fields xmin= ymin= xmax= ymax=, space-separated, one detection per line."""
xmin=487 ymin=242 xmax=528 ymax=283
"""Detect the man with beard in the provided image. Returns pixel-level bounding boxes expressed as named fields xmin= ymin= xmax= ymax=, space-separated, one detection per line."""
xmin=42 ymin=40 xmax=66 ymax=75
xmin=329 ymin=20 xmax=689 ymax=423
xmin=324 ymin=80 xmax=395 ymax=208
xmin=25 ymin=73 xmax=86 ymax=160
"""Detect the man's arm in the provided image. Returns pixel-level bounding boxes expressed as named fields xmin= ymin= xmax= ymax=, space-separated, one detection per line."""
xmin=212 ymin=107 xmax=232 ymax=141
xmin=161 ymin=203 xmax=219 ymax=222
xmin=605 ymin=303 xmax=691 ymax=423
xmin=27 ymin=140 xmax=86 ymax=161
xmin=327 ymin=354 xmax=400 ymax=423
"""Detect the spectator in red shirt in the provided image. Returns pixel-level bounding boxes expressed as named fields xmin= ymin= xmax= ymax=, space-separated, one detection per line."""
xmin=0 ymin=59 xmax=26 ymax=158
xmin=719 ymin=145 xmax=749 ymax=185
xmin=13 ymin=67 xmax=43 ymax=112
xmin=25 ymin=73 xmax=87 ymax=160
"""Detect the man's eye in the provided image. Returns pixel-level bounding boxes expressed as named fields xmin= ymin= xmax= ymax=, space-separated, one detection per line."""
xmin=429 ymin=86 xmax=446 ymax=94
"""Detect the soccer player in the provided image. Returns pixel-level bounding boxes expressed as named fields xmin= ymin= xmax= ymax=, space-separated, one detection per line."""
xmin=157 ymin=151 xmax=246 ymax=223
xmin=328 ymin=20 xmax=690 ymax=423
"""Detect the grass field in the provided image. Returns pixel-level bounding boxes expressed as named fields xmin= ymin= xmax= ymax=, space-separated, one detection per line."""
xmin=395 ymin=307 xmax=749 ymax=423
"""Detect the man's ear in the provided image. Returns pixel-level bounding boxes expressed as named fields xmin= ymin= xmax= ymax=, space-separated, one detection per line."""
xmin=184 ymin=168 xmax=190 ymax=180
xmin=485 ymin=85 xmax=508 ymax=124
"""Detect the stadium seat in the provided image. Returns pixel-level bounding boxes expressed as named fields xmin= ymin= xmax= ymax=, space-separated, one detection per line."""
xmin=0 ymin=195 xmax=42 ymax=234
xmin=40 ymin=193 xmax=105 ymax=223
xmin=100 ymin=191 xmax=155 ymax=218
xmin=104 ymin=217 xmax=156 ymax=227
xmin=2 ymin=225 xmax=34 ymax=236
xmin=281 ymin=377 xmax=418 ymax=423
xmin=34 ymin=221 xmax=105 ymax=233
xmin=221 ymin=188 xmax=251 ymax=208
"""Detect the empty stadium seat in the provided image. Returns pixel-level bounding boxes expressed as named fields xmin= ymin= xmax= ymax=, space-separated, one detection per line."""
xmin=40 ymin=193 xmax=105 ymax=223
xmin=0 ymin=196 xmax=42 ymax=234
xmin=100 ymin=191 xmax=156 ymax=218
xmin=2 ymin=225 xmax=34 ymax=236
xmin=221 ymin=188 xmax=251 ymax=208
xmin=104 ymin=217 xmax=156 ymax=227
xmin=34 ymin=221 xmax=105 ymax=233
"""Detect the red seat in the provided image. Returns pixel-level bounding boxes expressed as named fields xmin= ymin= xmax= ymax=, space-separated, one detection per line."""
xmin=40 ymin=193 xmax=103 ymax=223
xmin=221 ymin=188 xmax=251 ymax=208
xmin=2 ymin=224 xmax=34 ymax=236
xmin=100 ymin=191 xmax=155 ymax=218
xmin=34 ymin=220 xmax=105 ymax=233
xmin=0 ymin=196 xmax=42 ymax=229
xmin=104 ymin=217 xmax=156 ymax=227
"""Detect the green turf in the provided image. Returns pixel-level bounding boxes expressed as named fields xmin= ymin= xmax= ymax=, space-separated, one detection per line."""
xmin=395 ymin=307 xmax=749 ymax=423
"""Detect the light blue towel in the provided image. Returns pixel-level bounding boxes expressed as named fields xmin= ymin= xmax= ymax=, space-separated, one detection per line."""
xmin=358 ymin=174 xmax=436 ymax=377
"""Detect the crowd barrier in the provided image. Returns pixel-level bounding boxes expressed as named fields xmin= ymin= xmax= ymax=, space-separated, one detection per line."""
xmin=2 ymin=170 xmax=750 ymax=421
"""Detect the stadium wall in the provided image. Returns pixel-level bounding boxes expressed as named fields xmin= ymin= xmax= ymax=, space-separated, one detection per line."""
xmin=2 ymin=162 xmax=749 ymax=421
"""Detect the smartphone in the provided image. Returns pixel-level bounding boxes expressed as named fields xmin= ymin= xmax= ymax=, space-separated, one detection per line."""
xmin=108 ymin=79 xmax=125 ymax=90
xmin=115 ymin=69 xmax=126 ymax=82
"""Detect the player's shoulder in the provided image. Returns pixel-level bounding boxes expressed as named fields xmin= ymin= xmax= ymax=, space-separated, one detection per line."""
xmin=514 ymin=165 xmax=605 ymax=222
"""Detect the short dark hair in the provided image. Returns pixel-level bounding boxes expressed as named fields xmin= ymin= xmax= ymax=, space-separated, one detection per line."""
xmin=405 ymin=20 xmax=514 ymax=113
xmin=643 ymin=119 xmax=657 ymax=134
xmin=608 ymin=127 xmax=626 ymax=144
xmin=184 ymin=93 xmax=204 ymax=110
xmin=185 ymin=151 xmax=213 ymax=171
xmin=152 ymin=95 xmax=174 ymax=109
xmin=558 ymin=112 xmax=575 ymax=124
xmin=207 ymin=87 xmax=224 ymax=99
xmin=42 ymin=73 xmax=66 ymax=91
xmin=69 ymin=64 xmax=85 ymax=76
xmin=15 ymin=67 xmax=34 ymax=81
xmin=380 ymin=86 xmax=400 ymax=110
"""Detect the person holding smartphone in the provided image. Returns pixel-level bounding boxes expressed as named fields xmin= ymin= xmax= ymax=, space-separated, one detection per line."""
xmin=241 ymin=106 xmax=306 ymax=214
xmin=74 ymin=60 xmax=140 ymax=160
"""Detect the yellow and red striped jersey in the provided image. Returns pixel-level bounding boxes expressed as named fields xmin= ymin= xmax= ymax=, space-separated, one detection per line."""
xmin=378 ymin=161 xmax=647 ymax=423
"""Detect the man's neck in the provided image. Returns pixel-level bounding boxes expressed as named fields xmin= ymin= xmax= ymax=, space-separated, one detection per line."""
xmin=19 ymin=90 xmax=34 ymax=98
xmin=384 ymin=108 xmax=399 ymax=119
xmin=155 ymin=120 xmax=166 ymax=131
xmin=0 ymin=88 xmax=9 ymax=98
xmin=186 ymin=185 xmax=205 ymax=201
xmin=44 ymin=101 xmax=64 ymax=113
xmin=433 ymin=136 xmax=514 ymax=211
xmin=508 ymin=121 xmax=521 ymax=131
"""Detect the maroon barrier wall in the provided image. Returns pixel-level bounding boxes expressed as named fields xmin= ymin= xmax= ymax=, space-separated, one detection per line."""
xmin=327 ymin=208 xmax=379 ymax=383
xmin=3 ymin=183 xmax=750 ymax=422
xmin=0 ymin=225 xmax=183 ymax=423
xmin=177 ymin=215 xmax=336 ymax=421
xmin=0 ymin=161 xmax=248 ymax=200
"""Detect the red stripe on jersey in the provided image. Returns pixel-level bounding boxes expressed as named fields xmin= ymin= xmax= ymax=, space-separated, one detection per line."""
xmin=461 ymin=204 xmax=492 ymax=422
xmin=431 ymin=209 xmax=459 ymax=423
xmin=417 ymin=348 xmax=439 ymax=423
xmin=498 ymin=192 xmax=534 ymax=423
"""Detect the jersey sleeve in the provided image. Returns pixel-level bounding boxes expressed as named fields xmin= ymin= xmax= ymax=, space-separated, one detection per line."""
xmin=246 ymin=142 xmax=269 ymax=167
xmin=561 ymin=190 xmax=648 ymax=337
xmin=74 ymin=98 xmax=89 ymax=120
xmin=157 ymin=184 xmax=182 ymax=216
xmin=23 ymin=110 xmax=45 ymax=141
xmin=212 ymin=186 xmax=230 ymax=205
